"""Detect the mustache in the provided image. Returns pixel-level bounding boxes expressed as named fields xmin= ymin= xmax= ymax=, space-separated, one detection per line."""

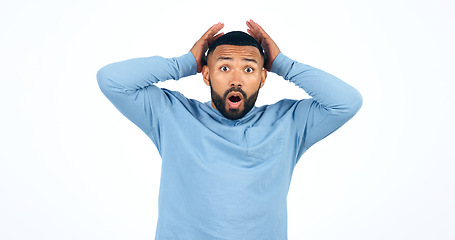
xmin=223 ymin=87 xmax=247 ymax=99
xmin=208 ymin=76 xmax=247 ymax=99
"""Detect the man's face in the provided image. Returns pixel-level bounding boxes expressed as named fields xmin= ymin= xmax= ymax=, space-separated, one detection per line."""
xmin=202 ymin=45 xmax=267 ymax=120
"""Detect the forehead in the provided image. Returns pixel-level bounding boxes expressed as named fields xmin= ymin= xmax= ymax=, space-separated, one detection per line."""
xmin=208 ymin=45 xmax=263 ymax=64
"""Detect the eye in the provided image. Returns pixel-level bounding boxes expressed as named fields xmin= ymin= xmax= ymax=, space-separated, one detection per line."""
xmin=220 ymin=66 xmax=229 ymax=72
xmin=245 ymin=67 xmax=254 ymax=73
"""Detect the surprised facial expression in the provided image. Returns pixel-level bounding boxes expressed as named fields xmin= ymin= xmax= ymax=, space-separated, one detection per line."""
xmin=203 ymin=45 xmax=267 ymax=120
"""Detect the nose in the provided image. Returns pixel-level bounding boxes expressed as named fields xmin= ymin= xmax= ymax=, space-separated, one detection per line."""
xmin=229 ymin=71 xmax=243 ymax=88
xmin=230 ymin=81 xmax=241 ymax=88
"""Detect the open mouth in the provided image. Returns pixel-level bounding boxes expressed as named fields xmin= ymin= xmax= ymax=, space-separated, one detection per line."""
xmin=226 ymin=92 xmax=243 ymax=109
xmin=229 ymin=95 xmax=241 ymax=103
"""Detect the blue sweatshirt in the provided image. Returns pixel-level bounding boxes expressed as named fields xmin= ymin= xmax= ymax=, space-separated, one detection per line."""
xmin=97 ymin=51 xmax=362 ymax=240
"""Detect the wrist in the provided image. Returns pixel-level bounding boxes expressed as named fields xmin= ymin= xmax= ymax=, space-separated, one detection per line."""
xmin=177 ymin=51 xmax=198 ymax=77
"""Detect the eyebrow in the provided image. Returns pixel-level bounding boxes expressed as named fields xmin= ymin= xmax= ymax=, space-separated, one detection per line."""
xmin=216 ymin=56 xmax=259 ymax=65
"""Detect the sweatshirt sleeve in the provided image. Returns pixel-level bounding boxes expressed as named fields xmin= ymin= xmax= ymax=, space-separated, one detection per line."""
xmin=96 ymin=52 xmax=197 ymax=144
xmin=271 ymin=53 xmax=363 ymax=160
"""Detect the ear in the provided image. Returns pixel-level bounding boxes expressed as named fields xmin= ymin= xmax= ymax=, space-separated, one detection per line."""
xmin=202 ymin=65 xmax=210 ymax=86
xmin=259 ymin=68 xmax=267 ymax=88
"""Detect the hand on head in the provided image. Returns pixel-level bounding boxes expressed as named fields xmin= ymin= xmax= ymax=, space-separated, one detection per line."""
xmin=191 ymin=20 xmax=280 ymax=73
xmin=190 ymin=23 xmax=225 ymax=73
xmin=246 ymin=19 xmax=281 ymax=71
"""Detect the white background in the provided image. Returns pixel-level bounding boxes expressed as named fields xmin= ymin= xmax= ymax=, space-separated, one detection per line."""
xmin=1 ymin=0 xmax=454 ymax=239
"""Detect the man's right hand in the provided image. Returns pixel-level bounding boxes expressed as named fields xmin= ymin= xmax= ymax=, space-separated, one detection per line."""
xmin=190 ymin=22 xmax=224 ymax=73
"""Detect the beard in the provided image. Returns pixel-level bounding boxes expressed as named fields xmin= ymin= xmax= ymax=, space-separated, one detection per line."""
xmin=209 ymin=78 xmax=260 ymax=120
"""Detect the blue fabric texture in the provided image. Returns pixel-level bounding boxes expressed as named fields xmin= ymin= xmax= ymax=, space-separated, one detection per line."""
xmin=97 ymin=51 xmax=362 ymax=240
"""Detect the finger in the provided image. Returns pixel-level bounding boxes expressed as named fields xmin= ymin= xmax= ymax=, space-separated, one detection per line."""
xmin=246 ymin=28 xmax=255 ymax=37
xmin=248 ymin=19 xmax=269 ymax=39
xmin=247 ymin=28 xmax=263 ymax=46
xmin=202 ymin=23 xmax=218 ymax=37
xmin=202 ymin=22 xmax=223 ymax=39
xmin=246 ymin=20 xmax=254 ymax=30
xmin=208 ymin=32 xmax=224 ymax=45
xmin=246 ymin=20 xmax=263 ymax=41
xmin=246 ymin=20 xmax=258 ymax=36
xmin=209 ymin=22 xmax=224 ymax=37
xmin=247 ymin=19 xmax=260 ymax=32
xmin=250 ymin=19 xmax=264 ymax=32
xmin=246 ymin=21 xmax=259 ymax=37
xmin=246 ymin=28 xmax=260 ymax=42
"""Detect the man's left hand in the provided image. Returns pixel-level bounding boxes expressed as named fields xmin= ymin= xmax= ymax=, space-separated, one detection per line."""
xmin=246 ymin=20 xmax=281 ymax=71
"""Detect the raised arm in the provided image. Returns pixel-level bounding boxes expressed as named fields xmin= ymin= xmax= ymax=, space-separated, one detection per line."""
xmin=97 ymin=23 xmax=224 ymax=143
xmin=247 ymin=20 xmax=362 ymax=158
xmin=97 ymin=53 xmax=196 ymax=142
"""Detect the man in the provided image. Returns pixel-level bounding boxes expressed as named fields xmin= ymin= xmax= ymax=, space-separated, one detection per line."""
xmin=97 ymin=20 xmax=362 ymax=240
